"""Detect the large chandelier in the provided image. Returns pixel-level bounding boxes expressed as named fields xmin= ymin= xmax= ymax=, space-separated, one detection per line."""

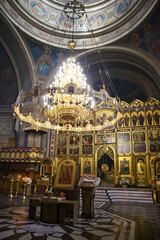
xmin=43 ymin=56 xmax=94 ymax=125
xmin=14 ymin=56 xmax=122 ymax=132
xmin=13 ymin=0 xmax=122 ymax=133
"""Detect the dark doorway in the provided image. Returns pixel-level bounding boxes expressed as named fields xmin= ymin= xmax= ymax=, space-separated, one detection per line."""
xmin=97 ymin=153 xmax=114 ymax=186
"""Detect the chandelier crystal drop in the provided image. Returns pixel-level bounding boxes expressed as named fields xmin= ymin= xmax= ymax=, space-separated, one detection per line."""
xmin=53 ymin=57 xmax=88 ymax=89
xmin=42 ymin=56 xmax=94 ymax=125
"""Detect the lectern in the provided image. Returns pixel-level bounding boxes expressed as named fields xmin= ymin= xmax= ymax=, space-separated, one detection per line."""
xmin=81 ymin=185 xmax=95 ymax=219
xmin=78 ymin=175 xmax=100 ymax=219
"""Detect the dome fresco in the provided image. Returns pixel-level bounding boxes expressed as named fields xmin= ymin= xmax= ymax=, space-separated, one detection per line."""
xmin=53 ymin=0 xmax=103 ymax=4
xmin=1 ymin=0 xmax=158 ymax=48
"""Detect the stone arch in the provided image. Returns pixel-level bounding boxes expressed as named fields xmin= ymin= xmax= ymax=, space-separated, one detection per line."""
xmin=76 ymin=46 xmax=160 ymax=101
xmin=0 ymin=12 xmax=36 ymax=92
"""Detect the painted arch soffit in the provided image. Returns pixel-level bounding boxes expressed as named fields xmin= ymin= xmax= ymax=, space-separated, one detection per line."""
xmin=0 ymin=0 xmax=158 ymax=49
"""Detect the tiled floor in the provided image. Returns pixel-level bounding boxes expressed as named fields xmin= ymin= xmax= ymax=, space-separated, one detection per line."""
xmin=107 ymin=203 xmax=160 ymax=240
xmin=0 ymin=193 xmax=159 ymax=240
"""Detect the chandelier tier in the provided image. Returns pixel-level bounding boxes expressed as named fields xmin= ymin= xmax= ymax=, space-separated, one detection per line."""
xmin=14 ymin=55 xmax=122 ymax=132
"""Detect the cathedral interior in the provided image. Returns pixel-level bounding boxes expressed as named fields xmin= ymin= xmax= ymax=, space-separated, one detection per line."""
xmin=0 ymin=0 xmax=160 ymax=239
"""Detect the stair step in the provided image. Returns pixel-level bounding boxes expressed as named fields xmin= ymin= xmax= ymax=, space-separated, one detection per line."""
xmin=108 ymin=193 xmax=152 ymax=197
xmin=107 ymin=189 xmax=153 ymax=204
xmin=107 ymin=190 xmax=152 ymax=194
xmin=112 ymin=199 xmax=153 ymax=203
xmin=110 ymin=196 xmax=153 ymax=200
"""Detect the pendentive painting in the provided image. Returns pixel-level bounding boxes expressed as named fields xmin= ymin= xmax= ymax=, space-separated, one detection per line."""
xmin=120 ymin=158 xmax=130 ymax=174
xmin=133 ymin=132 xmax=145 ymax=141
xmin=134 ymin=143 xmax=146 ymax=153
xmin=81 ymin=157 xmax=92 ymax=175
xmin=82 ymin=135 xmax=93 ymax=144
xmin=82 ymin=145 xmax=93 ymax=155
xmin=118 ymin=143 xmax=130 ymax=154
xmin=96 ymin=134 xmax=115 ymax=144
xmin=118 ymin=133 xmax=130 ymax=143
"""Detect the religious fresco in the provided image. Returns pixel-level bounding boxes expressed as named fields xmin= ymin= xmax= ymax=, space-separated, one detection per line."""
xmin=0 ymin=43 xmax=18 ymax=107
xmin=30 ymin=1 xmax=48 ymax=20
xmin=124 ymin=6 xmax=160 ymax=61
xmin=26 ymin=38 xmax=63 ymax=79
xmin=88 ymin=13 xmax=106 ymax=29
xmin=37 ymin=48 xmax=54 ymax=76
xmin=57 ymin=0 xmax=103 ymax=4
xmin=7 ymin=0 xmax=152 ymax=48
xmin=115 ymin=0 xmax=134 ymax=16
xmin=58 ymin=15 xmax=76 ymax=30
xmin=96 ymin=134 xmax=115 ymax=144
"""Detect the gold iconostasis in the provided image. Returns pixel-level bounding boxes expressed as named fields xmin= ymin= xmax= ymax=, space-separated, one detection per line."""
xmin=55 ymin=98 xmax=160 ymax=187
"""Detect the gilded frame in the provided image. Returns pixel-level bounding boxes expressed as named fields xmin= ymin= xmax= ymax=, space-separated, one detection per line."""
xmin=54 ymin=159 xmax=77 ymax=188
xmin=133 ymin=131 xmax=145 ymax=142
xmin=134 ymin=143 xmax=146 ymax=153
xmin=117 ymin=132 xmax=130 ymax=143
xmin=95 ymin=109 xmax=114 ymax=126
xmin=118 ymin=143 xmax=130 ymax=154
xmin=95 ymin=133 xmax=115 ymax=144
xmin=156 ymin=161 xmax=160 ymax=175
xmin=81 ymin=157 xmax=93 ymax=176
xmin=119 ymin=157 xmax=131 ymax=176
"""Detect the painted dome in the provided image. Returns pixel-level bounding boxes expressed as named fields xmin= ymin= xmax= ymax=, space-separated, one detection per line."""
xmin=0 ymin=0 xmax=158 ymax=48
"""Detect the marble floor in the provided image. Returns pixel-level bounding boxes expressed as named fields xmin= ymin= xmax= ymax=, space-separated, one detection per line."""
xmin=0 ymin=194 xmax=159 ymax=240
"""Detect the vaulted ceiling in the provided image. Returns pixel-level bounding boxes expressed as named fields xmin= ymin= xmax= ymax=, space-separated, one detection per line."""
xmin=0 ymin=0 xmax=160 ymax=104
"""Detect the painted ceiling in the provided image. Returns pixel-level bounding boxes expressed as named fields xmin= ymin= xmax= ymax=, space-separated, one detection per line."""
xmin=0 ymin=0 xmax=158 ymax=48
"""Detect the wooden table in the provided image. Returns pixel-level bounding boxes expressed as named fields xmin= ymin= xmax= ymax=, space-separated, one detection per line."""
xmin=59 ymin=200 xmax=79 ymax=225
xmin=40 ymin=198 xmax=58 ymax=224
xmin=28 ymin=197 xmax=41 ymax=219
xmin=29 ymin=197 xmax=79 ymax=225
